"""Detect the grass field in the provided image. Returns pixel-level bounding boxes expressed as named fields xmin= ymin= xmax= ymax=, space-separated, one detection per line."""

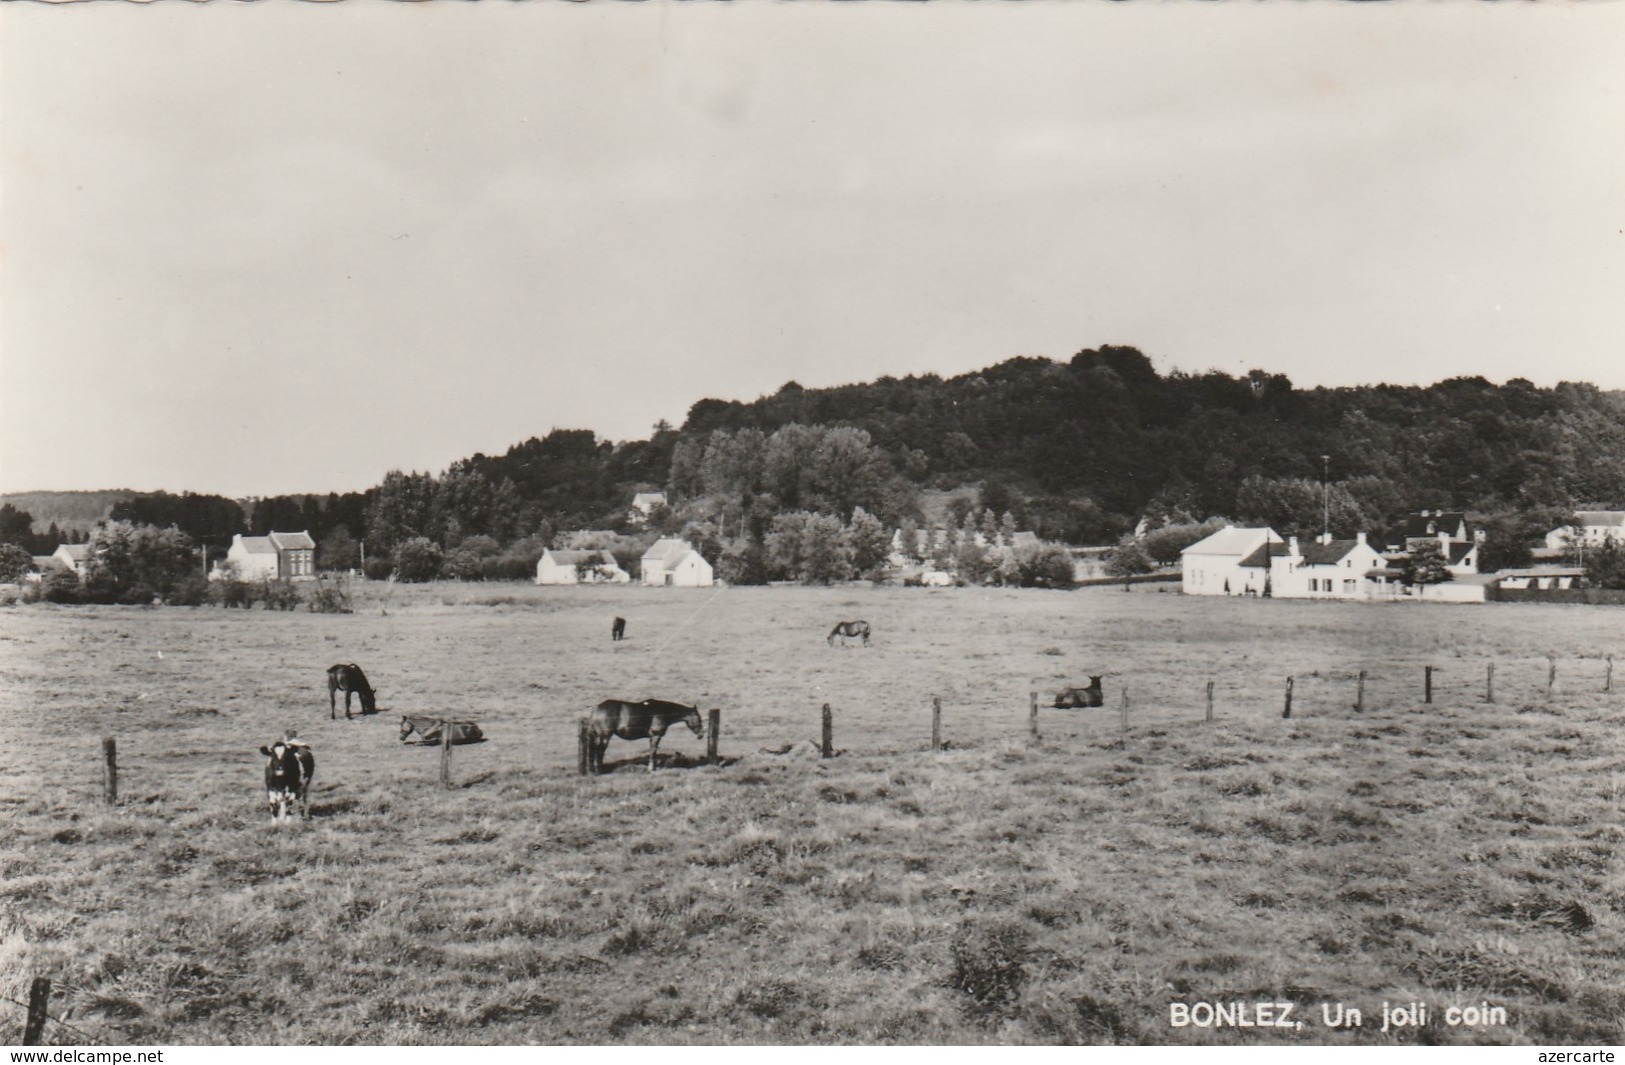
xmin=1 ymin=583 xmax=1622 ymax=1045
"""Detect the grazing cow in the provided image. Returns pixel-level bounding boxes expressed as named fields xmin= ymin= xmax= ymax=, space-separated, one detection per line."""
xmin=612 ymin=616 xmax=626 ymax=642
xmin=1053 ymin=676 xmax=1105 ymax=709
xmin=828 ymin=620 xmax=872 ymax=647
xmin=327 ymin=663 xmax=377 ymax=719
xmin=399 ymin=715 xmax=485 ymax=745
xmin=259 ymin=736 xmax=314 ymax=822
xmin=586 ymin=698 xmax=705 ymax=774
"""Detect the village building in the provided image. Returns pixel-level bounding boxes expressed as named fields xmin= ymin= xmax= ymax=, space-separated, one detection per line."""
xmin=1180 ymin=526 xmax=1280 ymax=596
xmin=535 ymin=549 xmax=629 ymax=585
xmin=52 ymin=543 xmax=89 ymax=575
xmin=1543 ymin=511 xmax=1625 ymax=552
xmin=640 ymin=538 xmax=714 ymax=587
xmin=217 ymin=531 xmax=317 ymax=581
xmin=628 ymin=492 xmax=668 ymax=526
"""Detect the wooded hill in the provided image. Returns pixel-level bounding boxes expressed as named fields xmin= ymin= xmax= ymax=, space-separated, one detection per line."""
xmin=6 ymin=346 xmax=1623 ymax=558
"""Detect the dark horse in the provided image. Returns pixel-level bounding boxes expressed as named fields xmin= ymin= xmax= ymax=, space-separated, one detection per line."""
xmin=586 ymin=698 xmax=704 ymax=774
xmin=612 ymin=616 xmax=626 ymax=642
xmin=327 ymin=663 xmax=377 ymax=719
xmin=828 ymin=620 xmax=871 ymax=647
xmin=1053 ymin=676 xmax=1105 ymax=709
xmin=259 ymin=736 xmax=314 ymax=822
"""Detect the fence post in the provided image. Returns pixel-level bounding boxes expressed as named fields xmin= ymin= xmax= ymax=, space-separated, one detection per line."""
xmin=1205 ymin=680 xmax=1215 ymax=724
xmin=932 ymin=696 xmax=942 ymax=751
xmin=1486 ymin=662 xmax=1495 ymax=704
xmin=1547 ymin=655 xmax=1557 ymax=697
xmin=578 ymin=717 xmax=590 ymax=776
xmin=1354 ymin=671 xmax=1366 ymax=713
xmin=1424 ymin=665 xmax=1433 ymax=705
xmin=102 ymin=736 xmax=117 ymax=805
xmin=1119 ymin=687 xmax=1129 ymax=735
xmin=439 ymin=722 xmax=452 ymax=789
xmin=23 ymin=976 xmax=50 ymax=1046
xmin=821 ymin=703 xmax=833 ymax=759
xmin=1028 ymin=691 xmax=1039 ymax=742
xmin=707 ymin=708 xmax=721 ymax=766
xmin=1608 ymin=655 xmax=1615 ymax=694
xmin=1283 ymin=676 xmax=1294 ymax=719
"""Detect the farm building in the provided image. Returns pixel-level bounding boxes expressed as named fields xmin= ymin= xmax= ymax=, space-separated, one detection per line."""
xmin=1180 ymin=526 xmax=1280 ymax=596
xmin=52 ymin=543 xmax=89 ymax=575
xmin=1268 ymin=534 xmax=1389 ymax=600
xmin=217 ymin=531 xmax=317 ymax=582
xmin=628 ymin=492 xmax=667 ymax=525
xmin=535 ymin=549 xmax=629 ymax=585
xmin=640 ymin=538 xmax=714 ymax=587
xmin=1385 ymin=510 xmax=1478 ymax=554
xmin=1495 ymin=566 xmax=1586 ymax=591
xmin=1544 ymin=512 xmax=1625 ymax=552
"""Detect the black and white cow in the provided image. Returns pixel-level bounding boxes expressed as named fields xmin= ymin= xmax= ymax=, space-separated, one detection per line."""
xmin=259 ymin=737 xmax=314 ymax=822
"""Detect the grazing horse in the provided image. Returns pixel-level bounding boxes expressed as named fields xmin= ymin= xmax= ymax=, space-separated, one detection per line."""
xmin=612 ymin=616 xmax=626 ymax=642
xmin=1053 ymin=676 xmax=1105 ymax=709
xmin=327 ymin=663 xmax=377 ymax=719
xmin=259 ymin=736 xmax=314 ymax=822
xmin=586 ymin=698 xmax=705 ymax=774
xmin=828 ymin=620 xmax=871 ymax=647
xmin=399 ymin=715 xmax=485 ymax=745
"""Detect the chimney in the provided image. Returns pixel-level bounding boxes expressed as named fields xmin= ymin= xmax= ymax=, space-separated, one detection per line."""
xmin=1288 ymin=536 xmax=1299 ymax=557
xmin=1318 ymin=531 xmax=1332 ymax=545
xmin=1357 ymin=531 xmax=1367 ymax=548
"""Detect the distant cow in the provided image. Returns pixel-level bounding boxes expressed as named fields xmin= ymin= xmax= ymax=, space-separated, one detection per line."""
xmin=399 ymin=715 xmax=485 ymax=745
xmin=586 ymin=698 xmax=705 ymax=774
xmin=327 ymin=663 xmax=377 ymax=719
xmin=828 ymin=620 xmax=871 ymax=647
xmin=259 ymin=736 xmax=314 ymax=822
xmin=1053 ymin=676 xmax=1105 ymax=709
xmin=612 ymin=616 xmax=626 ymax=642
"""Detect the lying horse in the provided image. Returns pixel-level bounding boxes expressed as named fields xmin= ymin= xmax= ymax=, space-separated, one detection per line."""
xmin=327 ymin=663 xmax=377 ymax=719
xmin=1053 ymin=676 xmax=1105 ymax=709
xmin=612 ymin=616 xmax=626 ymax=642
xmin=828 ymin=620 xmax=871 ymax=647
xmin=399 ymin=715 xmax=485 ymax=745
xmin=259 ymin=736 xmax=314 ymax=822
xmin=586 ymin=698 xmax=704 ymax=774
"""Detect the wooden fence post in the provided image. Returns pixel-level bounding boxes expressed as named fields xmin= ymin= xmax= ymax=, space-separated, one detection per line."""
xmin=102 ymin=736 xmax=117 ymax=805
xmin=1424 ymin=665 xmax=1433 ymax=705
xmin=1283 ymin=676 xmax=1294 ymax=719
xmin=439 ymin=722 xmax=452 ymax=789
xmin=1354 ymin=671 xmax=1366 ymax=713
xmin=1205 ymin=680 xmax=1215 ymax=724
xmin=1119 ymin=687 xmax=1129 ymax=735
xmin=23 ymin=976 xmax=50 ymax=1046
xmin=1547 ymin=655 xmax=1557 ymax=697
xmin=931 ymin=696 xmax=942 ymax=751
xmin=707 ymin=708 xmax=720 ymax=766
xmin=1486 ymin=662 xmax=1495 ymax=704
xmin=1607 ymin=655 xmax=1615 ymax=694
xmin=1028 ymin=691 xmax=1039 ymax=742
xmin=821 ymin=703 xmax=833 ymax=759
xmin=578 ymin=717 xmax=590 ymax=776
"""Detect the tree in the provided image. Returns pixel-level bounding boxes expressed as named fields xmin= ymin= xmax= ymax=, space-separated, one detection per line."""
xmin=1400 ymin=541 xmax=1454 ymax=586
xmin=393 ymin=537 xmax=443 ymax=582
xmin=1141 ymin=518 xmax=1229 ymax=567
xmin=800 ymin=513 xmax=852 ymax=584
xmin=0 ymin=543 xmax=33 ymax=583
xmin=318 ymin=525 xmax=361 ymax=572
xmin=1013 ymin=543 xmax=1076 ymax=589
xmin=81 ymin=521 xmax=197 ymax=604
xmin=0 ymin=504 xmax=36 ymax=551
xmin=365 ymin=470 xmax=437 ymax=553
xmin=1105 ymin=537 xmax=1155 ymax=587
xmin=1582 ymin=536 xmax=1625 ymax=590
xmin=846 ymin=507 xmax=892 ymax=579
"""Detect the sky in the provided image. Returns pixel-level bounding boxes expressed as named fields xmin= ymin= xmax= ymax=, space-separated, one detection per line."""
xmin=2 ymin=2 xmax=1621 ymax=499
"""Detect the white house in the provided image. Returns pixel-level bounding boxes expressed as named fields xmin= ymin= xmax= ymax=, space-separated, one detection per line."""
xmin=1544 ymin=512 xmax=1625 ymax=552
xmin=535 ymin=549 xmax=629 ymax=585
xmin=52 ymin=543 xmax=89 ymax=575
xmin=1180 ymin=526 xmax=1280 ymax=596
xmin=1269 ymin=534 xmax=1389 ymax=600
xmin=218 ymin=531 xmax=317 ymax=581
xmin=629 ymin=493 xmax=668 ymax=525
xmin=640 ymin=538 xmax=714 ymax=587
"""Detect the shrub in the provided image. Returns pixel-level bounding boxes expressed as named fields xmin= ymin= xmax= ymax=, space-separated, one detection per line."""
xmin=0 ymin=543 xmax=33 ymax=584
xmin=260 ymin=580 xmax=303 ymax=611
xmin=393 ymin=537 xmax=442 ymax=582
xmin=1016 ymin=543 xmax=1077 ymax=589
xmin=307 ymin=577 xmax=353 ymax=614
xmin=40 ymin=569 xmax=80 ymax=604
xmin=165 ymin=574 xmax=209 ymax=607
xmin=209 ymin=578 xmax=255 ymax=609
xmin=362 ymin=556 xmax=393 ymax=581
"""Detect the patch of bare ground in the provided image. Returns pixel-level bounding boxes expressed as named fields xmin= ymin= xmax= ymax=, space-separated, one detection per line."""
xmin=0 ymin=586 xmax=1620 ymax=1044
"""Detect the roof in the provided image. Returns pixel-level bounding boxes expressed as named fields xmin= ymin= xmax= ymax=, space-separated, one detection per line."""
xmin=1573 ymin=511 xmax=1625 ymax=528
xmin=268 ymin=531 xmax=315 ymax=551
xmin=1238 ymin=541 xmax=1293 ymax=569
xmin=1298 ymin=539 xmax=1364 ymax=566
xmin=641 ymin=538 xmax=696 ymax=564
xmin=545 ymin=549 xmax=618 ymax=567
xmin=1181 ymin=526 xmax=1277 ymax=558
xmin=31 ymin=556 xmax=63 ymax=570
xmin=1495 ymin=566 xmax=1586 ymax=578
xmin=56 ymin=544 xmax=89 ymax=561
xmin=235 ymin=536 xmax=277 ymax=555
xmin=1398 ymin=512 xmax=1469 ymax=540
xmin=631 ymin=493 xmax=667 ymax=508
xmin=1447 ymin=542 xmax=1476 ymax=566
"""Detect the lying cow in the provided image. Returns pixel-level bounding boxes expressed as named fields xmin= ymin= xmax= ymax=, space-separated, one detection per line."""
xmin=1053 ymin=676 xmax=1105 ymax=709
xmin=400 ymin=715 xmax=485 ymax=746
xmin=259 ymin=735 xmax=314 ymax=822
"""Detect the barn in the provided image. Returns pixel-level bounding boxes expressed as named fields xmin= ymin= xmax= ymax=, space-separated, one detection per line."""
xmin=535 ymin=549 xmax=630 ymax=585
xmin=640 ymin=538 xmax=714 ymax=587
xmin=1180 ymin=526 xmax=1280 ymax=596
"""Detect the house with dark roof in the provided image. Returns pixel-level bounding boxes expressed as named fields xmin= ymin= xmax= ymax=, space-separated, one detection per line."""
xmin=218 ymin=531 xmax=317 ymax=581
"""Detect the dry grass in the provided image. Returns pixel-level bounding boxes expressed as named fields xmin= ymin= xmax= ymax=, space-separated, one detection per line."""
xmin=0 ymin=584 xmax=1621 ymax=1045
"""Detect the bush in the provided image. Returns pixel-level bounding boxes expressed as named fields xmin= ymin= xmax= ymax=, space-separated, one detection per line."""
xmin=0 ymin=543 xmax=33 ymax=583
xmin=260 ymin=580 xmax=303 ymax=611
xmin=165 ymin=574 xmax=209 ymax=606
xmin=1015 ymin=544 xmax=1076 ymax=588
xmin=209 ymin=578 xmax=255 ymax=609
xmin=307 ymin=577 xmax=353 ymax=614
xmin=362 ymin=556 xmax=393 ymax=581
xmin=393 ymin=537 xmax=442 ymax=582
xmin=40 ymin=569 xmax=80 ymax=604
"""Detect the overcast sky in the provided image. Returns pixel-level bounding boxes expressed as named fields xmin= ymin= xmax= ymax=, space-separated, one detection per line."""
xmin=2 ymin=2 xmax=1621 ymax=498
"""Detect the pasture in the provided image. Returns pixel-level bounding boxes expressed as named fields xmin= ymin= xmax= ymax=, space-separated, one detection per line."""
xmin=0 ymin=584 xmax=1622 ymax=1045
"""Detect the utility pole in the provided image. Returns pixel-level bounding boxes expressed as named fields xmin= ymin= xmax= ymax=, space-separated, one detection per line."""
xmin=1321 ymin=454 xmax=1330 ymax=542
